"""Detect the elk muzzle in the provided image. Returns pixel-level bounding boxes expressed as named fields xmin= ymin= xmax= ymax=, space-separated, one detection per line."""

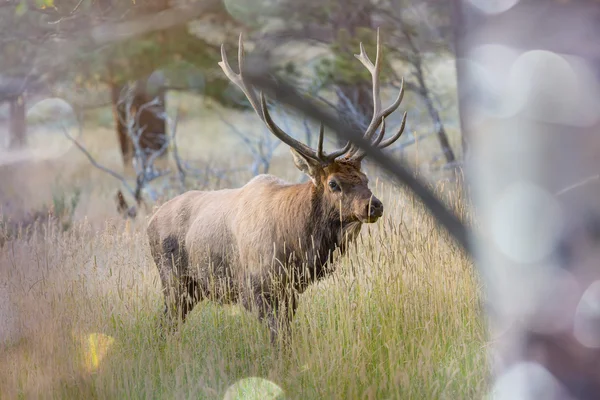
xmin=361 ymin=196 xmax=384 ymax=223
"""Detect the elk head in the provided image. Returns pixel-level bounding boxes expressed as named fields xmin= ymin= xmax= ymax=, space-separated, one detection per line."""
xmin=219 ymin=30 xmax=407 ymax=224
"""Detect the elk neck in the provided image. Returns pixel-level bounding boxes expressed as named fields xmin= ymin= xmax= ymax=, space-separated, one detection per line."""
xmin=281 ymin=180 xmax=363 ymax=267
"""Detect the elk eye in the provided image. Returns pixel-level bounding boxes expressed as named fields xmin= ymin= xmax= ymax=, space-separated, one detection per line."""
xmin=328 ymin=180 xmax=340 ymax=191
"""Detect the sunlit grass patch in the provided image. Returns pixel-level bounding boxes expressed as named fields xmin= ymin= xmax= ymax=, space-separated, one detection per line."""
xmin=77 ymin=332 xmax=116 ymax=373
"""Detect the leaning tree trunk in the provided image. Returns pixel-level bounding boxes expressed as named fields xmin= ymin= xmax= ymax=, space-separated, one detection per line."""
xmin=400 ymin=26 xmax=457 ymax=166
xmin=412 ymin=64 xmax=456 ymax=165
xmin=451 ymin=0 xmax=471 ymax=161
xmin=8 ymin=95 xmax=26 ymax=149
xmin=110 ymin=76 xmax=168 ymax=168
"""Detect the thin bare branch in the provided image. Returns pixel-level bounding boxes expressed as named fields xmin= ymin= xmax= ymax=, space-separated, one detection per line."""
xmin=219 ymin=34 xmax=354 ymax=164
xmin=60 ymin=125 xmax=136 ymax=198
xmin=556 ymin=175 xmax=600 ymax=197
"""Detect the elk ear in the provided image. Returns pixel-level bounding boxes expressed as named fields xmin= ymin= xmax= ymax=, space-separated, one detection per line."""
xmin=290 ymin=148 xmax=322 ymax=185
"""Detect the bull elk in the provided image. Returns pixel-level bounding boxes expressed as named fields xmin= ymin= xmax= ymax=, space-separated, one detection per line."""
xmin=147 ymin=30 xmax=407 ymax=344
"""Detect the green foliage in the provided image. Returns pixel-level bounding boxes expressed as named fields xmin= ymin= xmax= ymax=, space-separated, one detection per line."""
xmin=0 ymin=7 xmax=46 ymax=75
xmin=1 ymin=1 xmax=246 ymax=109
xmin=14 ymin=2 xmax=26 ymax=16
xmin=35 ymin=0 xmax=55 ymax=8
xmin=313 ymin=28 xmax=398 ymax=89
xmin=11 ymin=0 xmax=55 ymax=17
xmin=71 ymin=26 xmax=250 ymax=108
xmin=51 ymin=185 xmax=81 ymax=231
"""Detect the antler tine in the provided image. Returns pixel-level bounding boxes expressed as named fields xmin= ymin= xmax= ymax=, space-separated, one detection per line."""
xmin=373 ymin=117 xmax=386 ymax=147
xmin=220 ymin=34 xmax=322 ymax=162
xmin=220 ymin=32 xmax=400 ymax=165
xmin=347 ymin=29 xmax=407 ymax=161
xmin=259 ymin=93 xmax=322 ymax=161
xmin=346 ymin=28 xmax=383 ymax=159
xmin=324 ymin=140 xmax=353 ymax=161
xmin=317 ymin=123 xmax=325 ymax=159
xmin=314 ymin=123 xmax=353 ymax=162
xmin=379 ymin=77 xmax=405 ymax=125
xmin=237 ymin=32 xmax=244 ymax=78
xmin=218 ymin=33 xmax=262 ymax=114
xmin=354 ymin=28 xmax=382 ymax=143
xmin=349 ymin=79 xmax=405 ymax=158
xmin=378 ymin=111 xmax=407 ymax=149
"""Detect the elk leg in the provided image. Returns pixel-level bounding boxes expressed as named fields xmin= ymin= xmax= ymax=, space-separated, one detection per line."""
xmin=154 ymin=235 xmax=201 ymax=334
xmin=157 ymin=271 xmax=201 ymax=334
xmin=277 ymin=292 xmax=298 ymax=346
xmin=158 ymin=273 xmax=183 ymax=334
xmin=238 ymin=289 xmax=278 ymax=345
xmin=161 ymin=275 xmax=201 ymax=330
xmin=251 ymin=292 xmax=298 ymax=346
xmin=252 ymin=293 xmax=279 ymax=345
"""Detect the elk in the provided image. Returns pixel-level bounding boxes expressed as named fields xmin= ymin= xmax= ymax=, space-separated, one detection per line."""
xmin=147 ymin=31 xmax=407 ymax=344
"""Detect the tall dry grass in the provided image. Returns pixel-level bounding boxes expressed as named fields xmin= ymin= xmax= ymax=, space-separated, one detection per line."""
xmin=0 ymin=174 xmax=487 ymax=399
xmin=0 ymin=91 xmax=485 ymax=399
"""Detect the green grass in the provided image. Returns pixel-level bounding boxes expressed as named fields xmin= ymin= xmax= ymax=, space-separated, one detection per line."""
xmin=0 ymin=177 xmax=487 ymax=399
xmin=0 ymin=74 xmax=484 ymax=398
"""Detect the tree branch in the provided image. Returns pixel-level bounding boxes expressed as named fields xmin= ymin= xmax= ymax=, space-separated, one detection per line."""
xmin=60 ymin=125 xmax=136 ymax=198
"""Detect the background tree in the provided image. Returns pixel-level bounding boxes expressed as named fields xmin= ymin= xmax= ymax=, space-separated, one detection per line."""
xmin=0 ymin=0 xmax=248 ymax=166
xmin=380 ymin=0 xmax=457 ymax=164
xmin=253 ymin=0 xmax=458 ymax=165
xmin=0 ymin=1 xmax=53 ymax=148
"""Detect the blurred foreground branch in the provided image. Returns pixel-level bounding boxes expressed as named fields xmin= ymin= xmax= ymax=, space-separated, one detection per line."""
xmin=457 ymin=1 xmax=600 ymax=399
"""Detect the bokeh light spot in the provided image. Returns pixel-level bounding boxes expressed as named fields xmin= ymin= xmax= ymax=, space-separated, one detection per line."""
xmin=491 ymin=181 xmax=563 ymax=264
xmin=574 ymin=280 xmax=600 ymax=348
xmin=468 ymin=0 xmax=520 ymax=15
xmin=79 ymin=332 xmax=115 ymax=373
xmin=509 ymin=50 xmax=600 ymax=127
xmin=224 ymin=377 xmax=285 ymax=400
xmin=488 ymin=361 xmax=562 ymax=399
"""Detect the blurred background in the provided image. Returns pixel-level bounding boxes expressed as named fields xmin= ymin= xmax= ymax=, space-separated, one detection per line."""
xmin=0 ymin=0 xmax=461 ymax=227
xmin=2 ymin=0 xmax=600 ymax=399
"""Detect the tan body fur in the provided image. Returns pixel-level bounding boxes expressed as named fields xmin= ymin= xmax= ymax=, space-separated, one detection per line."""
xmin=148 ymin=166 xmax=368 ymax=342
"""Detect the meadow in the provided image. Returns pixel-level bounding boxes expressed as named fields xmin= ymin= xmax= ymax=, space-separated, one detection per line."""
xmin=0 ymin=91 xmax=487 ymax=399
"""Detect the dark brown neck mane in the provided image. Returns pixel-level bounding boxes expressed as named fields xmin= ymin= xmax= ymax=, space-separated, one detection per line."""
xmin=280 ymin=181 xmax=363 ymax=292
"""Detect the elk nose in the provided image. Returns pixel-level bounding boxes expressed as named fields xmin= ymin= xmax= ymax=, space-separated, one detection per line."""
xmin=367 ymin=197 xmax=384 ymax=217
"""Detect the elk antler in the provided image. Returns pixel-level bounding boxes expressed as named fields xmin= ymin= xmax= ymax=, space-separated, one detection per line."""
xmin=346 ymin=28 xmax=407 ymax=161
xmin=219 ymin=33 xmax=352 ymax=165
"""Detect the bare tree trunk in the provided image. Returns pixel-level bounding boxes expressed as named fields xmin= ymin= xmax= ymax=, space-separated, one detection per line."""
xmin=402 ymin=28 xmax=457 ymax=165
xmin=451 ymin=0 xmax=470 ymax=160
xmin=423 ymin=93 xmax=455 ymax=164
xmin=8 ymin=96 xmax=26 ymax=149
xmin=111 ymin=77 xmax=168 ymax=168
xmin=414 ymin=69 xmax=456 ymax=164
xmin=110 ymin=83 xmax=133 ymax=166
